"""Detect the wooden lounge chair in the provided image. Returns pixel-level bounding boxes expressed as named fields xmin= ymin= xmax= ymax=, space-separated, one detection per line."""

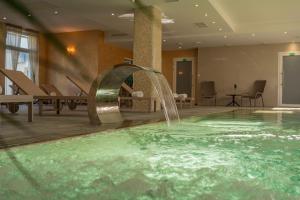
xmin=40 ymin=84 xmax=82 ymax=110
xmin=0 ymin=69 xmax=87 ymax=115
xmin=67 ymin=75 xmax=156 ymax=112
xmin=200 ymin=81 xmax=217 ymax=106
xmin=0 ymin=95 xmax=33 ymax=122
xmin=66 ymin=75 xmax=89 ymax=96
xmin=40 ymin=84 xmax=63 ymax=96
xmin=66 ymin=75 xmax=134 ymax=96
xmin=241 ymin=80 xmax=266 ymax=107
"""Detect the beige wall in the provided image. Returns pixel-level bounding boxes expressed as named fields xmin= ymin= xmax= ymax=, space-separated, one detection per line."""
xmin=99 ymin=41 xmax=133 ymax=74
xmin=45 ymin=30 xmax=133 ymax=95
xmin=197 ymin=43 xmax=300 ymax=106
xmin=47 ymin=30 xmax=100 ymax=95
xmin=38 ymin=33 xmax=48 ymax=85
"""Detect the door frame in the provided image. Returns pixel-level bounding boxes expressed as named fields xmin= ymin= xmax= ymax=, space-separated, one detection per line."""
xmin=173 ymin=57 xmax=195 ymax=98
xmin=278 ymin=51 xmax=300 ymax=107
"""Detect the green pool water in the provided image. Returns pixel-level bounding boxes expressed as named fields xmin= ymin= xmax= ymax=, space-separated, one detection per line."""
xmin=0 ymin=110 xmax=300 ymax=200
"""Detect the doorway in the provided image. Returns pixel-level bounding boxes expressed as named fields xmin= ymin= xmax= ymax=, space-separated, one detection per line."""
xmin=278 ymin=52 xmax=300 ymax=106
xmin=173 ymin=58 xmax=195 ymax=98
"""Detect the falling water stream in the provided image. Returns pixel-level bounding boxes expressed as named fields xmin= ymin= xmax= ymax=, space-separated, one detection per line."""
xmin=147 ymin=72 xmax=180 ymax=126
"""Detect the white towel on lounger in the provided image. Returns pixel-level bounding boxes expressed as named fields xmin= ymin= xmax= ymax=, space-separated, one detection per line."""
xmin=132 ymin=91 xmax=144 ymax=98
xmin=178 ymin=93 xmax=187 ymax=100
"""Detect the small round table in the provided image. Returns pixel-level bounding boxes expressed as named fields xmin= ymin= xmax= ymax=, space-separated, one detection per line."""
xmin=226 ymin=94 xmax=240 ymax=107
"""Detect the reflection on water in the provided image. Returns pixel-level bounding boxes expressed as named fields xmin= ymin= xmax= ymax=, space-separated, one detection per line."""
xmin=0 ymin=110 xmax=300 ymax=199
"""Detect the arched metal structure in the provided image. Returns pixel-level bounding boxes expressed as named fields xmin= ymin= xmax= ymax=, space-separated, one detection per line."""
xmin=88 ymin=64 xmax=159 ymax=125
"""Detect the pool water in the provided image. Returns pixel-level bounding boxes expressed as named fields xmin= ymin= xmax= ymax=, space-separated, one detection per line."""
xmin=0 ymin=110 xmax=300 ymax=200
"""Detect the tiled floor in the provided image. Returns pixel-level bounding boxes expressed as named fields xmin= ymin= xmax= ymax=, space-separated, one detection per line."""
xmin=0 ymin=105 xmax=236 ymax=149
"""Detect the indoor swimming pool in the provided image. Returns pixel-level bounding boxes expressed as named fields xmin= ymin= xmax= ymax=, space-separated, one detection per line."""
xmin=0 ymin=110 xmax=299 ymax=199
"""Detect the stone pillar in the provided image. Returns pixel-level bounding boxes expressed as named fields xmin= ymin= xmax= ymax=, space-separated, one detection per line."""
xmin=133 ymin=6 xmax=162 ymax=112
xmin=0 ymin=22 xmax=6 ymax=93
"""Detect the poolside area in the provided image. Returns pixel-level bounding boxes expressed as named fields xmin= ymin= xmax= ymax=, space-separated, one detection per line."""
xmin=0 ymin=105 xmax=235 ymax=148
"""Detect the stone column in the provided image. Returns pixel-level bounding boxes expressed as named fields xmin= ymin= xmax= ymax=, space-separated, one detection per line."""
xmin=0 ymin=22 xmax=6 ymax=93
xmin=133 ymin=6 xmax=162 ymax=112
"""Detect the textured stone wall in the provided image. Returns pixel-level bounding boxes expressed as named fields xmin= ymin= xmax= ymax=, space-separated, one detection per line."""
xmin=133 ymin=6 xmax=162 ymax=112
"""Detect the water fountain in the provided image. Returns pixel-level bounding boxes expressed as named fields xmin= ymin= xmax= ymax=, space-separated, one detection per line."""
xmin=88 ymin=63 xmax=179 ymax=125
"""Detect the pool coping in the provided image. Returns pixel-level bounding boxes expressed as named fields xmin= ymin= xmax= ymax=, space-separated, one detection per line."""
xmin=0 ymin=107 xmax=238 ymax=151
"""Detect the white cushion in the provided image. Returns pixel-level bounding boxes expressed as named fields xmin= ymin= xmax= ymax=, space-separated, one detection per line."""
xmin=50 ymin=92 xmax=57 ymax=96
xmin=178 ymin=93 xmax=188 ymax=99
xmin=132 ymin=91 xmax=144 ymax=98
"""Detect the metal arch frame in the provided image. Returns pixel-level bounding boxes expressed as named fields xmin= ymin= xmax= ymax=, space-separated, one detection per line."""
xmin=88 ymin=63 xmax=159 ymax=125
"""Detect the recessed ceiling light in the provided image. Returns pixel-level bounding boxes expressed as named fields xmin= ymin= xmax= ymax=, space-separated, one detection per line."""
xmin=284 ymin=31 xmax=288 ymax=34
xmin=111 ymin=13 xmax=115 ymax=16
xmin=195 ymin=4 xmax=199 ymax=7
xmin=218 ymin=28 xmax=222 ymax=31
xmin=251 ymin=33 xmax=256 ymax=37
xmin=2 ymin=16 xmax=7 ymax=20
xmin=212 ymin=21 xmax=216 ymax=24
xmin=204 ymin=13 xmax=208 ymax=17
xmin=118 ymin=13 xmax=134 ymax=19
xmin=224 ymin=35 xmax=227 ymax=39
xmin=163 ymin=39 xmax=166 ymax=42
xmin=54 ymin=11 xmax=59 ymax=15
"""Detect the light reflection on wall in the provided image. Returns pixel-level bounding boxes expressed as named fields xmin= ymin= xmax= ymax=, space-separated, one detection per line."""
xmin=286 ymin=42 xmax=300 ymax=52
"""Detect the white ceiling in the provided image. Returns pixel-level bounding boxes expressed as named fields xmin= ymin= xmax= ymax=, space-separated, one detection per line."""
xmin=1 ymin=0 xmax=300 ymax=50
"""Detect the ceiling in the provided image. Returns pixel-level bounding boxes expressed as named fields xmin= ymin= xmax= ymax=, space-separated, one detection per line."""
xmin=1 ymin=0 xmax=300 ymax=50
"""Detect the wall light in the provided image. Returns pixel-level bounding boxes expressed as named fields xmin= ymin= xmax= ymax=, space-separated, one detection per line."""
xmin=67 ymin=45 xmax=76 ymax=55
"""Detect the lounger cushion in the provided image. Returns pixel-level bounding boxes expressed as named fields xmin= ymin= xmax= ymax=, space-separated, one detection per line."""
xmin=132 ymin=91 xmax=144 ymax=98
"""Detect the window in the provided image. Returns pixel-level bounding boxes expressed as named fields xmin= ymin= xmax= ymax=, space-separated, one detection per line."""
xmin=4 ymin=26 xmax=38 ymax=94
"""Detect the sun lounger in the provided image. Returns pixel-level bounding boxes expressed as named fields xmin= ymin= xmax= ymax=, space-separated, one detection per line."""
xmin=40 ymin=84 xmax=63 ymax=96
xmin=0 ymin=95 xmax=33 ymax=122
xmin=66 ymin=76 xmax=89 ymax=96
xmin=67 ymin=75 xmax=156 ymax=112
xmin=0 ymin=69 xmax=87 ymax=115
xmin=40 ymin=84 xmax=83 ymax=110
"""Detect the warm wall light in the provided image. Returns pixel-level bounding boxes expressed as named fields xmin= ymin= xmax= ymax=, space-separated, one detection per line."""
xmin=66 ymin=45 xmax=76 ymax=55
